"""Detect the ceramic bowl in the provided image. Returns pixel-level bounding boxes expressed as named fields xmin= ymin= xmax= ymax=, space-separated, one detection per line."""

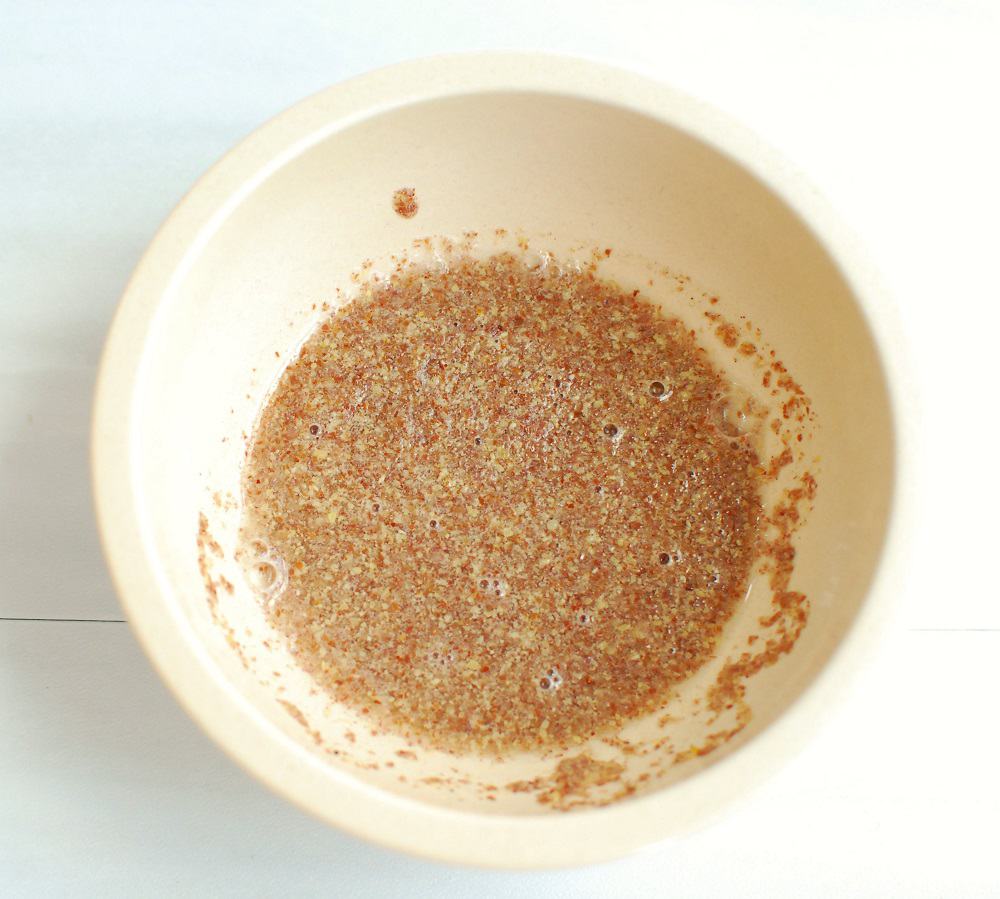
xmin=92 ymin=54 xmax=906 ymax=868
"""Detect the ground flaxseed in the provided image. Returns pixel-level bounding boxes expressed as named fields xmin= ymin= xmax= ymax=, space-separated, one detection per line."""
xmin=242 ymin=252 xmax=765 ymax=754
xmin=392 ymin=187 xmax=418 ymax=219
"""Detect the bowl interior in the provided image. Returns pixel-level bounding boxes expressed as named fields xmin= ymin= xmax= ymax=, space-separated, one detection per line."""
xmin=129 ymin=92 xmax=893 ymax=815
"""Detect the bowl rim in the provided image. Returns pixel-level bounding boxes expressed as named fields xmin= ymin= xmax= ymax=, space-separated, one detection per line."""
xmin=91 ymin=51 xmax=913 ymax=869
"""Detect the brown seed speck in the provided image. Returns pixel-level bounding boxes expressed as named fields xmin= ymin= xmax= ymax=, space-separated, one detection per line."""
xmin=392 ymin=187 xmax=418 ymax=219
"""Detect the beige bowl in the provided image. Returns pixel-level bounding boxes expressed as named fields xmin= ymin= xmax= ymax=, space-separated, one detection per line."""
xmin=92 ymin=54 xmax=906 ymax=868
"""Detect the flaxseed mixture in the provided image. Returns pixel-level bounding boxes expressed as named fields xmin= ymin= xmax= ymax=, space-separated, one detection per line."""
xmin=392 ymin=187 xmax=418 ymax=219
xmin=242 ymin=253 xmax=764 ymax=754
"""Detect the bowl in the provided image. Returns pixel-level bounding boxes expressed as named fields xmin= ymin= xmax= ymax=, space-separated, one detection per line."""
xmin=92 ymin=54 xmax=906 ymax=868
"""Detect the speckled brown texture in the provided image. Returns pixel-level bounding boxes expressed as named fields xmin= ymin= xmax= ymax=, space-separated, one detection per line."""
xmin=508 ymin=754 xmax=628 ymax=809
xmin=242 ymin=252 xmax=766 ymax=755
xmin=392 ymin=188 xmax=418 ymax=219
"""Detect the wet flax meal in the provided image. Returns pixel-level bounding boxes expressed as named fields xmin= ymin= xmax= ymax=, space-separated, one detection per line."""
xmin=242 ymin=252 xmax=766 ymax=755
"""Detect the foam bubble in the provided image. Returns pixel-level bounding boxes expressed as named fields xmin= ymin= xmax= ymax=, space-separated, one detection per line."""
xmin=428 ymin=648 xmax=456 ymax=668
xmin=240 ymin=534 xmax=288 ymax=600
xmin=248 ymin=561 xmax=279 ymax=591
xmin=477 ymin=575 xmax=508 ymax=598
xmin=538 ymin=666 xmax=564 ymax=691
xmin=712 ymin=389 xmax=755 ymax=438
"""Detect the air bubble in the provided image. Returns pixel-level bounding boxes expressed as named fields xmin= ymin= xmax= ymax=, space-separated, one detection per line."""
xmin=251 ymin=562 xmax=277 ymax=589
xmin=308 ymin=423 xmax=321 ymax=436
xmin=649 ymin=381 xmax=665 ymax=397
xmin=240 ymin=535 xmax=288 ymax=600
xmin=577 ymin=612 xmax=592 ymax=625
xmin=603 ymin=423 xmax=618 ymax=437
xmin=247 ymin=559 xmax=287 ymax=597
xmin=428 ymin=648 xmax=456 ymax=668
xmin=520 ymin=248 xmax=553 ymax=272
xmin=712 ymin=390 xmax=754 ymax=438
xmin=477 ymin=576 xmax=508 ymax=597
xmin=429 ymin=519 xmax=438 ymax=529
xmin=539 ymin=666 xmax=563 ymax=691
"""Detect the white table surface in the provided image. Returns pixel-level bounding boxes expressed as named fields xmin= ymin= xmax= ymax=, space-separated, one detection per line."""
xmin=3 ymin=1 xmax=999 ymax=895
